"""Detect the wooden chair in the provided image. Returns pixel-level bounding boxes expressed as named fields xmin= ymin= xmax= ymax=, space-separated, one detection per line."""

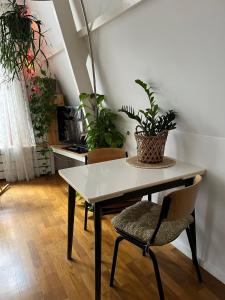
xmin=84 ymin=148 xmax=141 ymax=231
xmin=86 ymin=148 xmax=127 ymax=164
xmin=110 ymin=175 xmax=202 ymax=300
xmin=0 ymin=184 xmax=10 ymax=196
xmin=0 ymin=184 xmax=10 ymax=208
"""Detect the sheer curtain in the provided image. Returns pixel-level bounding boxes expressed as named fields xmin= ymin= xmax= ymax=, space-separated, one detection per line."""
xmin=0 ymin=66 xmax=36 ymax=182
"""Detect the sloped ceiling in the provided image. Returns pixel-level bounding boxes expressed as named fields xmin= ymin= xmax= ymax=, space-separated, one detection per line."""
xmin=28 ymin=0 xmax=80 ymax=106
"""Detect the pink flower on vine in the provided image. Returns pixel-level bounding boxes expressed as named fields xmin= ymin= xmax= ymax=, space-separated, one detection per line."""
xmin=32 ymin=86 xmax=41 ymax=93
xmin=26 ymin=68 xmax=35 ymax=76
xmin=27 ymin=50 xmax=34 ymax=62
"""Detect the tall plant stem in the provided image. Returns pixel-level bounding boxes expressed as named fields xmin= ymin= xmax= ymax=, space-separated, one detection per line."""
xmin=79 ymin=0 xmax=97 ymax=118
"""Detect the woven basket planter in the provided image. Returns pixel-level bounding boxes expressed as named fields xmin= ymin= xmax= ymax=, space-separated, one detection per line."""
xmin=135 ymin=130 xmax=168 ymax=163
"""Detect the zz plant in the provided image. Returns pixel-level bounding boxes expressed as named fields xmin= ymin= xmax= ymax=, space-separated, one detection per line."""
xmin=119 ymin=79 xmax=176 ymax=136
xmin=79 ymin=93 xmax=125 ymax=150
xmin=0 ymin=0 xmax=48 ymax=80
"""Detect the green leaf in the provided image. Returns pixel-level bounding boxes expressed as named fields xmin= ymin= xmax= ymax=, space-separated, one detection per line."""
xmin=119 ymin=80 xmax=176 ymax=136
xmin=40 ymin=69 xmax=46 ymax=76
xmin=119 ymin=105 xmax=142 ymax=124
xmin=104 ymin=133 xmax=112 ymax=146
xmin=135 ymin=79 xmax=152 ymax=100
xmin=96 ymin=94 xmax=105 ymax=104
xmin=79 ymin=93 xmax=89 ymax=100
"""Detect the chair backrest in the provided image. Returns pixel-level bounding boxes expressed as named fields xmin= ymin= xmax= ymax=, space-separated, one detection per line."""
xmin=164 ymin=175 xmax=202 ymax=221
xmin=86 ymin=148 xmax=126 ymax=164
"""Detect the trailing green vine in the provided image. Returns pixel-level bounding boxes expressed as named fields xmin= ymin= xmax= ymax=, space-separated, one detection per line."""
xmin=29 ymin=76 xmax=56 ymax=139
xmin=28 ymin=76 xmax=56 ymax=166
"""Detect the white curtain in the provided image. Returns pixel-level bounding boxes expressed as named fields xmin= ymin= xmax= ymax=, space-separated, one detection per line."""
xmin=0 ymin=66 xmax=36 ymax=182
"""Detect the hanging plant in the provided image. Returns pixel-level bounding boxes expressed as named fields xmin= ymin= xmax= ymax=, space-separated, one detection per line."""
xmin=0 ymin=0 xmax=48 ymax=80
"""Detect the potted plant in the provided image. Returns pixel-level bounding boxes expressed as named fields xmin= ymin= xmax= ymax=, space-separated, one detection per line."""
xmin=119 ymin=79 xmax=176 ymax=163
xmin=28 ymin=75 xmax=56 ymax=161
xmin=29 ymin=76 xmax=56 ymax=139
xmin=0 ymin=0 xmax=48 ymax=80
xmin=79 ymin=93 xmax=125 ymax=150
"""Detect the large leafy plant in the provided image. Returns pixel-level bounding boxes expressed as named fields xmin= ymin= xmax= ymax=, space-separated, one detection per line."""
xmin=28 ymin=76 xmax=56 ymax=172
xmin=0 ymin=0 xmax=48 ymax=80
xmin=79 ymin=93 xmax=125 ymax=150
xmin=119 ymin=79 xmax=176 ymax=136
xmin=29 ymin=76 xmax=56 ymax=142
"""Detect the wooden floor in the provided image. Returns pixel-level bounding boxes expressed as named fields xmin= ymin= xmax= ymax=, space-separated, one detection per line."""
xmin=0 ymin=175 xmax=224 ymax=300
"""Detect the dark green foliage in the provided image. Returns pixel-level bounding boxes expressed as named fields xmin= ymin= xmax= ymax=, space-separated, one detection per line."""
xmin=29 ymin=76 xmax=56 ymax=140
xmin=0 ymin=0 xmax=48 ymax=80
xmin=79 ymin=93 xmax=125 ymax=150
xmin=119 ymin=79 xmax=176 ymax=136
xmin=29 ymin=76 xmax=56 ymax=161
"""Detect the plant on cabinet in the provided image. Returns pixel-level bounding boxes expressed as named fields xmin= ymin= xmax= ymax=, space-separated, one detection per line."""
xmin=28 ymin=75 xmax=56 ymax=173
xmin=79 ymin=92 xmax=125 ymax=150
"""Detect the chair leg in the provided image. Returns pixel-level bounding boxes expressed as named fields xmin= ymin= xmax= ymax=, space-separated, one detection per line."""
xmin=84 ymin=201 xmax=88 ymax=231
xmin=143 ymin=248 xmax=146 ymax=256
xmin=110 ymin=236 xmax=124 ymax=287
xmin=186 ymin=227 xmax=202 ymax=282
xmin=148 ymin=248 xmax=165 ymax=300
xmin=186 ymin=227 xmax=195 ymax=263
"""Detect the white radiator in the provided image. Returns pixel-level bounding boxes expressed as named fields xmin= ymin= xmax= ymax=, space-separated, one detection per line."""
xmin=0 ymin=147 xmax=55 ymax=180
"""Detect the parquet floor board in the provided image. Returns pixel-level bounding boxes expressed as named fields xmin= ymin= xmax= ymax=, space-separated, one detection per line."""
xmin=0 ymin=175 xmax=224 ymax=300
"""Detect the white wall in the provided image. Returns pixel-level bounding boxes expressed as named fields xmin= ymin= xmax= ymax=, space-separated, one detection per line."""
xmin=72 ymin=0 xmax=128 ymax=29
xmin=29 ymin=0 xmax=225 ymax=283
xmin=89 ymin=0 xmax=225 ymax=283
xmin=29 ymin=1 xmax=79 ymax=106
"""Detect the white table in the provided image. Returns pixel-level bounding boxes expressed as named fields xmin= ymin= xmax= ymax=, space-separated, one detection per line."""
xmin=59 ymin=158 xmax=205 ymax=300
xmin=51 ymin=145 xmax=87 ymax=163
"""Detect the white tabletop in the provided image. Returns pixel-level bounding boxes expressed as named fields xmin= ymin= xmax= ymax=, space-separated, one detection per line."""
xmin=51 ymin=145 xmax=87 ymax=163
xmin=59 ymin=158 xmax=205 ymax=204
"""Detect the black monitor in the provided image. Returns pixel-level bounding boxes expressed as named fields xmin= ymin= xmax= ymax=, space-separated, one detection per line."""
xmin=57 ymin=106 xmax=86 ymax=144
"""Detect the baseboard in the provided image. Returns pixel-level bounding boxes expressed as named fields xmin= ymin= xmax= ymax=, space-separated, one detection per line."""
xmin=201 ymin=261 xmax=225 ymax=285
xmin=172 ymin=239 xmax=192 ymax=259
xmin=172 ymin=240 xmax=225 ymax=285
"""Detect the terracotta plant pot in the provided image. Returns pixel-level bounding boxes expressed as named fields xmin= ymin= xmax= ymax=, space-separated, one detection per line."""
xmin=135 ymin=130 xmax=168 ymax=163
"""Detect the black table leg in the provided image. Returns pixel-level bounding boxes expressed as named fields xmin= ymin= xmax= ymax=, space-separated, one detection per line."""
xmin=67 ymin=185 xmax=76 ymax=260
xmin=94 ymin=202 xmax=102 ymax=300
